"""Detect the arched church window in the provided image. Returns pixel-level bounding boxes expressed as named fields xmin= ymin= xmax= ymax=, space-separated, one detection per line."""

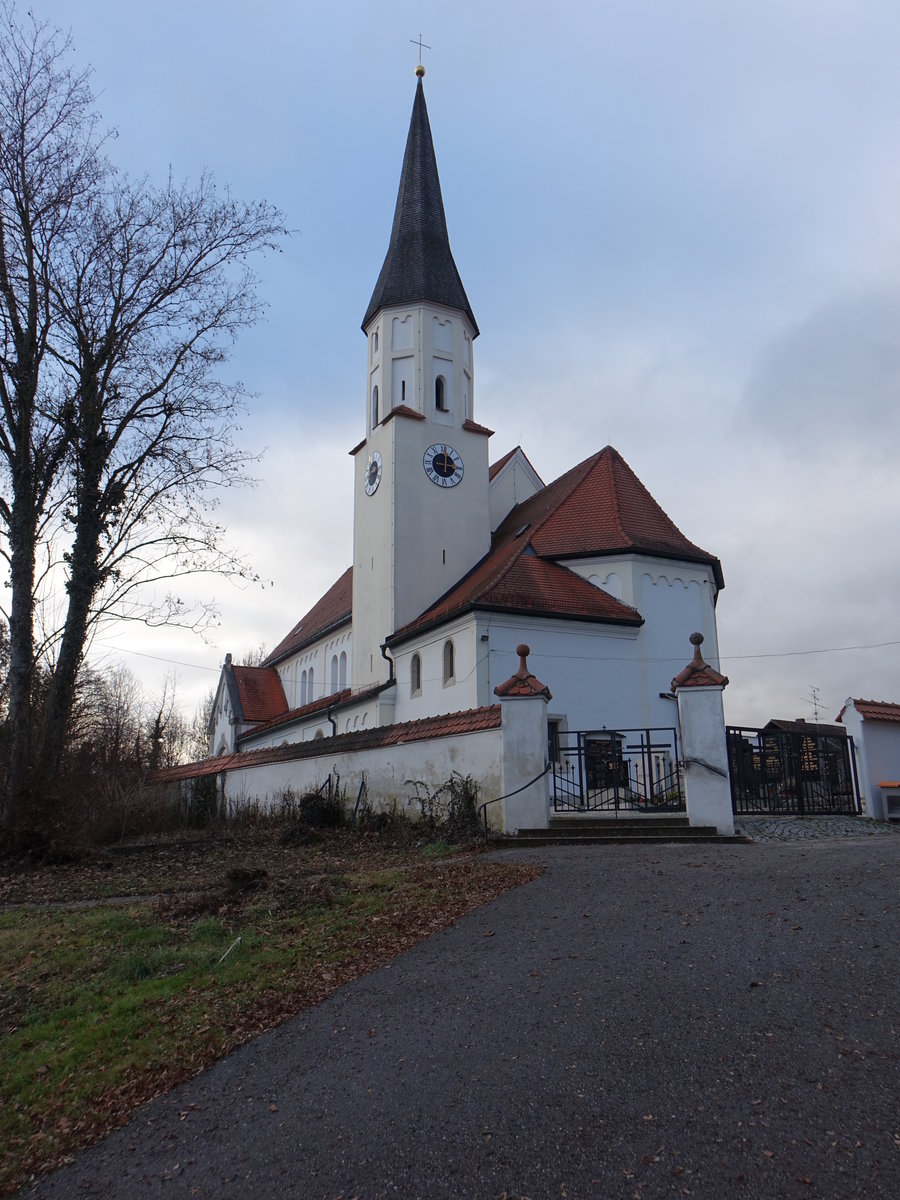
xmin=300 ymin=669 xmax=307 ymax=707
xmin=308 ymin=667 xmax=314 ymax=700
xmin=372 ymin=384 xmax=379 ymax=426
xmin=330 ymin=655 xmax=338 ymax=694
xmin=372 ymin=330 xmax=378 ymax=354
xmin=339 ymin=651 xmax=347 ymax=690
xmin=442 ymin=640 xmax=455 ymax=685
xmin=411 ymin=653 xmax=422 ymax=696
xmin=435 ymin=375 xmax=447 ymax=412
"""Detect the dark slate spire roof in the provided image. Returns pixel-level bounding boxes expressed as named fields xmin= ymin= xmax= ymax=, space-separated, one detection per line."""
xmin=362 ymin=78 xmax=478 ymax=334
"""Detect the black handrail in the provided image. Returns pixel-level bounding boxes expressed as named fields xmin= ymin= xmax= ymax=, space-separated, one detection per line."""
xmin=477 ymin=762 xmax=553 ymax=842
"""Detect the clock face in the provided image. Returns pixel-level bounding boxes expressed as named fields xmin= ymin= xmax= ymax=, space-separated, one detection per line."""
xmin=364 ymin=451 xmax=383 ymax=496
xmin=424 ymin=443 xmax=464 ymax=488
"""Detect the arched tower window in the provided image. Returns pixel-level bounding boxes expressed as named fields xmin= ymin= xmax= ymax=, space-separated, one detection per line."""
xmin=371 ymin=384 xmax=379 ymax=426
xmin=442 ymin=640 xmax=455 ymax=685
xmin=411 ymin=653 xmax=422 ymax=696
xmin=435 ymin=375 xmax=447 ymax=412
xmin=300 ymin=669 xmax=308 ymax=707
xmin=330 ymin=655 xmax=338 ymax=694
xmin=339 ymin=651 xmax=347 ymax=690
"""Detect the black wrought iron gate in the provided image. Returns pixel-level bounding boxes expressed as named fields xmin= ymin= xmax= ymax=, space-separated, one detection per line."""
xmin=551 ymin=728 xmax=685 ymax=814
xmin=726 ymin=726 xmax=861 ymax=816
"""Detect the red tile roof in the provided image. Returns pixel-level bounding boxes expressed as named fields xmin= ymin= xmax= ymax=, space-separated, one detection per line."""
xmin=390 ymin=537 xmax=643 ymax=643
xmin=494 ymin=446 xmax=724 ymax=588
xmin=383 ymin=403 xmax=425 ymax=423
xmin=463 ymin=417 xmax=494 ymax=436
xmin=237 ymin=682 xmax=390 ymax=744
xmin=232 ymin=666 xmax=288 ymax=722
xmin=264 ymin=567 xmax=352 ymax=666
xmin=268 ymin=444 xmax=719 ymax=659
xmin=838 ymin=699 xmax=900 ymax=724
xmin=155 ymin=705 xmax=502 ymax=783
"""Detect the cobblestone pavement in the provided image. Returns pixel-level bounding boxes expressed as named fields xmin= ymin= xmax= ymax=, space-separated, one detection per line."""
xmin=736 ymin=814 xmax=900 ymax=840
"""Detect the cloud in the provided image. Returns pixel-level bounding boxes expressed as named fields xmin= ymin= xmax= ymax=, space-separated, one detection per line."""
xmin=737 ymin=290 xmax=900 ymax=454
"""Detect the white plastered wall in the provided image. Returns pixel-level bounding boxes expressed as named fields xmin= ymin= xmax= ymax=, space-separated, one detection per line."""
xmin=391 ymin=614 xmax=483 ymax=723
xmin=220 ymin=725 xmax=505 ymax=829
xmin=489 ymin=451 xmax=544 ymax=532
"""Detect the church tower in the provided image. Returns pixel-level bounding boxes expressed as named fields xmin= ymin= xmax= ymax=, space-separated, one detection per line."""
xmin=351 ymin=68 xmax=491 ymax=691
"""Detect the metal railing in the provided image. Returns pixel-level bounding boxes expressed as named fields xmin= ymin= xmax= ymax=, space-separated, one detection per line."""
xmin=551 ymin=728 xmax=685 ymax=814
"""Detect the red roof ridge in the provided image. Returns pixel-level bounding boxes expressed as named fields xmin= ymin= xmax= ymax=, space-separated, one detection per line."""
xmin=156 ymin=705 xmax=503 ymax=782
xmin=489 ymin=445 xmax=519 ymax=480
xmin=506 ymin=451 xmax=600 ymax=550
xmin=837 ymin=698 xmax=900 ymax=724
xmin=265 ymin=567 xmax=352 ymax=665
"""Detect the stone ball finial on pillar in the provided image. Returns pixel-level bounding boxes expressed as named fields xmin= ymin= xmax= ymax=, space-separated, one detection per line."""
xmin=672 ymin=632 xmax=728 ymax=692
xmin=494 ymin=644 xmax=552 ymax=699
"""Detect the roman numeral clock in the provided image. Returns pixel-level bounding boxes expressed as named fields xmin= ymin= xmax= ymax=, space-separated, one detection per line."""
xmin=423 ymin=443 xmax=464 ymax=488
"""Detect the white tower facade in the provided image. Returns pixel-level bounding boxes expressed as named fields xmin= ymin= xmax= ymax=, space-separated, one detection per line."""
xmin=351 ymin=75 xmax=491 ymax=692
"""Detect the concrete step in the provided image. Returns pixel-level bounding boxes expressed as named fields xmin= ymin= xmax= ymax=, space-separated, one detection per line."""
xmin=548 ymin=816 xmax=691 ymax=831
xmin=514 ymin=823 xmax=749 ymax=845
xmin=510 ymin=832 xmax=745 ymax=845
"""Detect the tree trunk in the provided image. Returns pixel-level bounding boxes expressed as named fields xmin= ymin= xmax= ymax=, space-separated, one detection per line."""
xmin=36 ymin=459 xmax=106 ymax=797
xmin=4 ymin=493 xmax=37 ymax=830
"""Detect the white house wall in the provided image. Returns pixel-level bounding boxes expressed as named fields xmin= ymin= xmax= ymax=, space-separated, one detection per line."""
xmin=489 ymin=454 xmax=544 ymax=532
xmin=275 ymin=626 xmax=352 ymax=710
xmin=841 ymin=707 xmax=900 ymax=820
xmin=220 ymin=726 xmax=504 ymax=829
xmin=483 ymin=616 xmax=649 ymax=733
xmin=391 ymin=615 xmax=482 ymax=723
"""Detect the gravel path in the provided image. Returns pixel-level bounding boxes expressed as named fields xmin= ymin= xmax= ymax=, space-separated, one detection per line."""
xmin=28 ymin=838 xmax=900 ymax=1199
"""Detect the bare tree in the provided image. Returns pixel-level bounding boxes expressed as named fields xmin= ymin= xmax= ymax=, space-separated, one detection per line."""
xmin=0 ymin=8 xmax=285 ymax=833
xmin=0 ymin=5 xmax=105 ymax=828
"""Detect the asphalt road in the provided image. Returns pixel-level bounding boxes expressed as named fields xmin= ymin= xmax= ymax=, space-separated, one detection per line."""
xmin=28 ymin=838 xmax=900 ymax=1199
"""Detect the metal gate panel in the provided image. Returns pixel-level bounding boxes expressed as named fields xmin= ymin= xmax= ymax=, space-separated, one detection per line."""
xmin=726 ymin=726 xmax=861 ymax=816
xmin=552 ymin=728 xmax=685 ymax=814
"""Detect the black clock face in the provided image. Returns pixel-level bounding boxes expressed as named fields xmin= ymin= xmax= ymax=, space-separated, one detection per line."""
xmin=424 ymin=443 xmax=464 ymax=488
xmin=364 ymin=451 xmax=383 ymax=496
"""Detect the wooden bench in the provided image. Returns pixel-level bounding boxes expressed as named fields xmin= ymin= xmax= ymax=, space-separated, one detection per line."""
xmin=878 ymin=781 xmax=900 ymax=820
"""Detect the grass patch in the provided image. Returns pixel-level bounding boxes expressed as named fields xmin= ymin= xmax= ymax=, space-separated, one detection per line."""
xmin=0 ymin=832 xmax=539 ymax=1193
xmin=420 ymin=840 xmax=457 ymax=858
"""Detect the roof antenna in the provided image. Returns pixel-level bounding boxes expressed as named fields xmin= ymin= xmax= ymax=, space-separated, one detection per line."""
xmin=411 ymin=33 xmax=431 ymax=77
xmin=805 ymin=684 xmax=823 ymax=726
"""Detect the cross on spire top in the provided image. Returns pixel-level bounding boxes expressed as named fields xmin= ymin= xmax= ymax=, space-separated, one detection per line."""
xmin=410 ymin=33 xmax=431 ymax=77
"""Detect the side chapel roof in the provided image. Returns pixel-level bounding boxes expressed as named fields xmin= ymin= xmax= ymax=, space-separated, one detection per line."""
xmin=264 ymin=567 xmax=353 ymax=667
xmin=389 ymin=445 xmax=721 ymax=644
xmin=362 ymin=77 xmax=478 ymax=334
xmin=230 ymin=665 xmax=288 ymax=722
xmin=491 ymin=446 xmax=724 ymax=588
xmin=266 ymin=448 xmax=723 ymax=657
xmin=389 ymin=537 xmax=643 ymax=643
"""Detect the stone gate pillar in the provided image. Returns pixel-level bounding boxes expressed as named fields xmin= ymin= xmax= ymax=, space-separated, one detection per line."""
xmin=671 ymin=632 xmax=735 ymax=836
xmin=494 ymin=644 xmax=551 ymax=832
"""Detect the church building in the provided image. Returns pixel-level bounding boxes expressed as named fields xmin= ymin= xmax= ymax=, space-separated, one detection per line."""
xmin=204 ymin=69 xmax=725 ymax=816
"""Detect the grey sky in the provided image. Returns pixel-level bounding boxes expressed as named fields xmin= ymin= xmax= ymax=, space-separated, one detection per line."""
xmin=27 ymin=0 xmax=900 ymax=726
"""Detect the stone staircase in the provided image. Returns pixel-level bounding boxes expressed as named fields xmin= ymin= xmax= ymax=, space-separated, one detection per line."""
xmin=512 ymin=815 xmax=748 ymax=845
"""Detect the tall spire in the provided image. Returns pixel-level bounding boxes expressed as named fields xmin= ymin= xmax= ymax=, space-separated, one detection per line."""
xmin=362 ymin=77 xmax=478 ymax=334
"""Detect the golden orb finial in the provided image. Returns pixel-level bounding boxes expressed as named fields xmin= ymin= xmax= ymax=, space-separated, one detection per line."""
xmin=415 ymin=63 xmax=425 ymax=78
